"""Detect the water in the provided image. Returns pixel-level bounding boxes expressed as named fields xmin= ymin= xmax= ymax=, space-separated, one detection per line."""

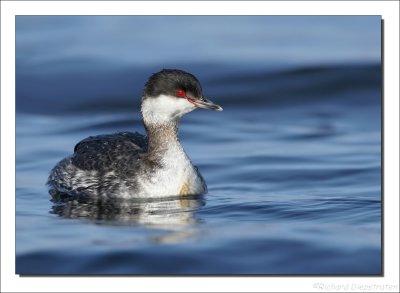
xmin=16 ymin=16 xmax=381 ymax=275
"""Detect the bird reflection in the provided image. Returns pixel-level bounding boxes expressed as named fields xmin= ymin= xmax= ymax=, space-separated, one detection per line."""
xmin=50 ymin=193 xmax=205 ymax=243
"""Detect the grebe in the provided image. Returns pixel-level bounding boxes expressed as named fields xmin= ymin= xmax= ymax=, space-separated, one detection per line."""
xmin=47 ymin=69 xmax=222 ymax=199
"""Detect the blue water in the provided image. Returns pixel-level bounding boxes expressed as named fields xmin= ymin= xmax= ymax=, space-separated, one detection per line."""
xmin=16 ymin=16 xmax=381 ymax=275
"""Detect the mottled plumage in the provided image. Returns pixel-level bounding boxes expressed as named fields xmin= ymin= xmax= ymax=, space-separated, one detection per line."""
xmin=72 ymin=132 xmax=146 ymax=173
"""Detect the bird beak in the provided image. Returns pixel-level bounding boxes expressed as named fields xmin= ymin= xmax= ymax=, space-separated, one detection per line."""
xmin=191 ymin=97 xmax=223 ymax=111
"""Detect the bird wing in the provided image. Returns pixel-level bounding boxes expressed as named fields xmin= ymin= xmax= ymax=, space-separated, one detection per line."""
xmin=71 ymin=131 xmax=147 ymax=173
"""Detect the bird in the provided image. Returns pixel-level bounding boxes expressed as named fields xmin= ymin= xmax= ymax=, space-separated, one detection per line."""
xmin=47 ymin=69 xmax=222 ymax=199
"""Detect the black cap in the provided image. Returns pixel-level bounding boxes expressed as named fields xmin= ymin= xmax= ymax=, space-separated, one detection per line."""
xmin=143 ymin=69 xmax=202 ymax=99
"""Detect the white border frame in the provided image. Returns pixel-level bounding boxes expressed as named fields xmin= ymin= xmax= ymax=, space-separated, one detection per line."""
xmin=1 ymin=1 xmax=399 ymax=292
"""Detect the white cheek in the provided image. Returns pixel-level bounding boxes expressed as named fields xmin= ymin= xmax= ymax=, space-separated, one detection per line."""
xmin=141 ymin=94 xmax=195 ymax=124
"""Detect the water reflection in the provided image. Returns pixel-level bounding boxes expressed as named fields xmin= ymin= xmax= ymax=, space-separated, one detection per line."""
xmin=50 ymin=194 xmax=205 ymax=243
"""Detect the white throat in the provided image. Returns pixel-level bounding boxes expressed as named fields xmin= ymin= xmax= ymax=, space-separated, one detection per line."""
xmin=141 ymin=94 xmax=195 ymax=125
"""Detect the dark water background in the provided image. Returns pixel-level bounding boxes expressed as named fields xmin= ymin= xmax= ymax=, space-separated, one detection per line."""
xmin=16 ymin=16 xmax=381 ymax=274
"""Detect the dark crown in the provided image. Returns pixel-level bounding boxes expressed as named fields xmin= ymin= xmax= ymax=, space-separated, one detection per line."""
xmin=143 ymin=69 xmax=202 ymax=98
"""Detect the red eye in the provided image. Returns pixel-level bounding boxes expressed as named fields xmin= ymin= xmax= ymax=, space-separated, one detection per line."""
xmin=176 ymin=89 xmax=186 ymax=98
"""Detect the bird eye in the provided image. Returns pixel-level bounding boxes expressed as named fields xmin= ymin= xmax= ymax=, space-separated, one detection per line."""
xmin=176 ymin=89 xmax=186 ymax=98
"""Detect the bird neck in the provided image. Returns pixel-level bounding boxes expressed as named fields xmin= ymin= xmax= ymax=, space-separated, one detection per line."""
xmin=145 ymin=120 xmax=183 ymax=156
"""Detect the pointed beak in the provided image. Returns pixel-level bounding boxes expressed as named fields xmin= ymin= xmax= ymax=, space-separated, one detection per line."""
xmin=190 ymin=97 xmax=223 ymax=111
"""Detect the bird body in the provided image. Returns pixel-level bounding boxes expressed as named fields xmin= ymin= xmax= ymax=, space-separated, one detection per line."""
xmin=47 ymin=69 xmax=222 ymax=199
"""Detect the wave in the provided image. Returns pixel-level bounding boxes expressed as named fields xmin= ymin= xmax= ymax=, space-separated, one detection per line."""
xmin=16 ymin=62 xmax=381 ymax=115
